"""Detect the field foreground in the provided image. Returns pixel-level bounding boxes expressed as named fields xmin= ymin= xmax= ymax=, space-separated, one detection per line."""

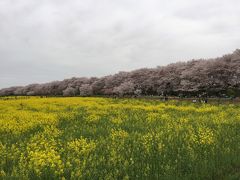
xmin=0 ymin=97 xmax=240 ymax=179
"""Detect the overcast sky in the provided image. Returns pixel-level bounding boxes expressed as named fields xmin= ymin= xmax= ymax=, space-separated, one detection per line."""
xmin=0 ymin=0 xmax=239 ymax=88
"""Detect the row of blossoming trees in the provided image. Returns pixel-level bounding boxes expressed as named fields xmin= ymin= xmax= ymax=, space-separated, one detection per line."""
xmin=1 ymin=49 xmax=240 ymax=97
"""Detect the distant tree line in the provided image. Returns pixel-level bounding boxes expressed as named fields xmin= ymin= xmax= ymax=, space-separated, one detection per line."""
xmin=1 ymin=49 xmax=240 ymax=98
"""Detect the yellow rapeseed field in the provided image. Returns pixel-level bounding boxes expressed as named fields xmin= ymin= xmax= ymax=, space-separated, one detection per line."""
xmin=0 ymin=97 xmax=239 ymax=179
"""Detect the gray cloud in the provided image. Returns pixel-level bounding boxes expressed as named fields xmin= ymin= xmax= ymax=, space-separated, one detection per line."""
xmin=0 ymin=0 xmax=239 ymax=88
